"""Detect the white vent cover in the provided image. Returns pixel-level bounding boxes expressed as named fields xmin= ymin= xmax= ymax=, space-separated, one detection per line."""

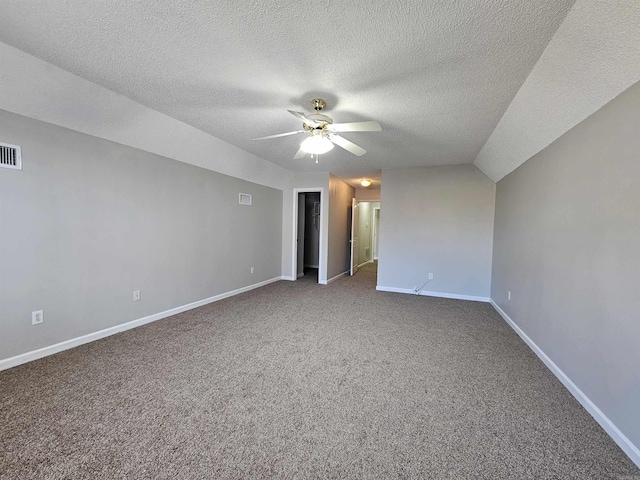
xmin=0 ymin=142 xmax=22 ymax=170
xmin=239 ymin=193 xmax=252 ymax=206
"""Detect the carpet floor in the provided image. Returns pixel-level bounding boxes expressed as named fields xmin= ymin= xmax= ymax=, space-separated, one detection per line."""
xmin=1 ymin=263 xmax=638 ymax=479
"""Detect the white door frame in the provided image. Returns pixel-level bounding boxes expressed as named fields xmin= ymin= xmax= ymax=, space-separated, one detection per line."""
xmin=292 ymin=188 xmax=325 ymax=283
xmin=350 ymin=198 xmax=359 ymax=276
xmin=296 ymin=193 xmax=306 ymax=278
xmin=372 ymin=206 xmax=380 ymax=260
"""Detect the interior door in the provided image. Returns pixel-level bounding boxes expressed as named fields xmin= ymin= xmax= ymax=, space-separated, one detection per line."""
xmin=350 ymin=198 xmax=359 ymax=276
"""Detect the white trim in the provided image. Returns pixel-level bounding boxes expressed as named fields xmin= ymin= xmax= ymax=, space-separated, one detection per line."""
xmin=297 ymin=272 xmax=304 ymax=278
xmin=350 ymin=198 xmax=359 ymax=276
xmin=372 ymin=206 xmax=380 ymax=261
xmin=326 ymin=271 xmax=349 ymax=284
xmin=0 ymin=276 xmax=283 ymax=372
xmin=304 ymin=264 xmax=319 ymax=269
xmin=357 ymin=260 xmax=370 ymax=268
xmin=292 ymin=188 xmax=325 ymax=284
xmin=376 ymin=285 xmax=490 ymax=302
xmin=490 ymin=300 xmax=640 ymax=468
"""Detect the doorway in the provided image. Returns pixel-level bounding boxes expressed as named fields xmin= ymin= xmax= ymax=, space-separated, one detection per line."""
xmin=350 ymin=200 xmax=380 ymax=274
xmin=294 ymin=189 xmax=323 ymax=284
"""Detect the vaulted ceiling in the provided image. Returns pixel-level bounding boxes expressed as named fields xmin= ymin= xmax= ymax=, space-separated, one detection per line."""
xmin=1 ymin=1 xmax=637 ymax=188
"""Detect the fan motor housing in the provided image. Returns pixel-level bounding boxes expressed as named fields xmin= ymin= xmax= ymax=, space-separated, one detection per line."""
xmin=301 ymin=98 xmax=333 ymax=130
xmin=302 ymin=112 xmax=333 ymax=131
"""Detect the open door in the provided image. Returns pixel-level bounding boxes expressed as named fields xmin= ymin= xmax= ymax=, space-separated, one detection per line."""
xmin=350 ymin=198 xmax=359 ymax=276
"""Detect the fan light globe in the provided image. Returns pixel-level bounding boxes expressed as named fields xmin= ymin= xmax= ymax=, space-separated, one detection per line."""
xmin=301 ymin=135 xmax=334 ymax=155
xmin=360 ymin=180 xmax=372 ymax=187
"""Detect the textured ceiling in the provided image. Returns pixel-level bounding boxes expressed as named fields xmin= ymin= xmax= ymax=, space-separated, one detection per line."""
xmin=475 ymin=1 xmax=640 ymax=182
xmin=0 ymin=0 xmax=575 ymax=184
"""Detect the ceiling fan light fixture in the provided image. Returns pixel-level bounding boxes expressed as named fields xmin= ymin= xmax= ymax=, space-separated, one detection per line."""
xmin=255 ymin=98 xmax=380 ymax=159
xmin=360 ymin=179 xmax=372 ymax=187
xmin=300 ymin=133 xmax=334 ymax=155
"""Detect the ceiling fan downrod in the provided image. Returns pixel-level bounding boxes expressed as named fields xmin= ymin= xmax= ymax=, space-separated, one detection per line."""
xmin=311 ymin=98 xmax=326 ymax=112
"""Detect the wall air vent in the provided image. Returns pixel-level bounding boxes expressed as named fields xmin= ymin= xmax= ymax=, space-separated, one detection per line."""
xmin=239 ymin=193 xmax=252 ymax=206
xmin=0 ymin=142 xmax=22 ymax=170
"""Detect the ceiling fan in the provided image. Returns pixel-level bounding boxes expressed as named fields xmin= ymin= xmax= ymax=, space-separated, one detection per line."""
xmin=253 ymin=98 xmax=382 ymax=159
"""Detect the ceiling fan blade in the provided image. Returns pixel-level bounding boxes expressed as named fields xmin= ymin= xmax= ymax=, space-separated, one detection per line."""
xmin=327 ymin=121 xmax=382 ymax=133
xmin=330 ymin=135 xmax=367 ymax=156
xmin=253 ymin=130 xmax=305 ymax=140
xmin=293 ymin=147 xmax=307 ymax=160
xmin=288 ymin=110 xmax=320 ymax=128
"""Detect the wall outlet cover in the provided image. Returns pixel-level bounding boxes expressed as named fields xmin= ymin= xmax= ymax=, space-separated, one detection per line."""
xmin=32 ymin=310 xmax=44 ymax=325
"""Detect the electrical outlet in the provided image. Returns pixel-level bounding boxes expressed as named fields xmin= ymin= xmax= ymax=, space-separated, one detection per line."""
xmin=32 ymin=310 xmax=44 ymax=325
xmin=133 ymin=290 xmax=141 ymax=302
xmin=428 ymin=273 xmax=434 ymax=280
xmin=250 ymin=267 xmax=254 ymax=274
xmin=508 ymin=291 xmax=511 ymax=301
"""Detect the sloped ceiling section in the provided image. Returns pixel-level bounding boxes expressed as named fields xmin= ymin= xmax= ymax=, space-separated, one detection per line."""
xmin=0 ymin=0 xmax=575 ymax=186
xmin=0 ymin=43 xmax=293 ymax=190
xmin=474 ymin=1 xmax=640 ymax=182
xmin=2 ymin=1 xmax=638 ymax=186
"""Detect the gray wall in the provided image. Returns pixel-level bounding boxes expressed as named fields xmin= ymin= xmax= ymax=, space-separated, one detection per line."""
xmin=327 ymin=174 xmax=355 ymax=280
xmin=355 ymin=187 xmax=380 ymax=202
xmin=378 ymin=165 xmax=495 ymax=298
xmin=492 ymin=81 xmax=640 ymax=449
xmin=0 ymin=110 xmax=282 ymax=361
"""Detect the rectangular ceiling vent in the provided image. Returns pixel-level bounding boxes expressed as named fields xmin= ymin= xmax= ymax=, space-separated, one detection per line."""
xmin=239 ymin=193 xmax=252 ymax=206
xmin=0 ymin=142 xmax=22 ymax=170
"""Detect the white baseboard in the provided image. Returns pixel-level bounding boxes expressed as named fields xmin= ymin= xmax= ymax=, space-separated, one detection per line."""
xmin=490 ymin=300 xmax=640 ymax=468
xmin=376 ymin=285 xmax=490 ymax=303
xmin=281 ymin=275 xmax=296 ymax=281
xmin=297 ymin=272 xmax=304 ymax=278
xmin=304 ymin=264 xmax=319 ymax=269
xmin=0 ymin=276 xmax=284 ymax=372
xmin=326 ymin=271 xmax=349 ymax=284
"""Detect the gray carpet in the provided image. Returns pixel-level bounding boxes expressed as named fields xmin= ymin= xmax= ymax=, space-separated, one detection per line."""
xmin=1 ymin=262 xmax=638 ymax=479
